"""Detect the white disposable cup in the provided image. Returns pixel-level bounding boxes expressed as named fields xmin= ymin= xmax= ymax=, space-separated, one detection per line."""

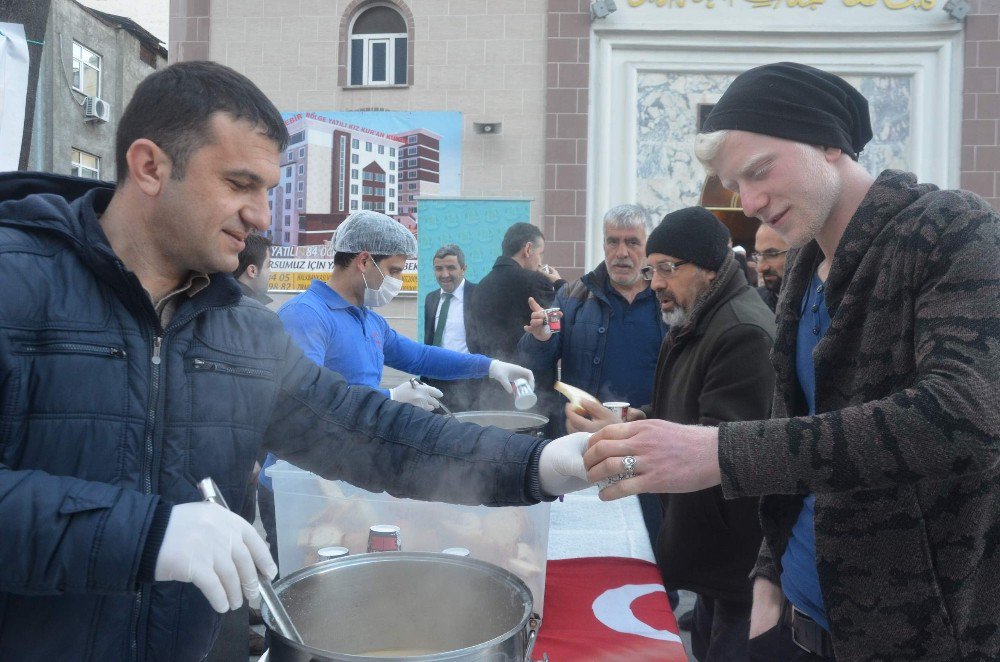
xmin=602 ymin=401 xmax=629 ymax=423
xmin=513 ymin=378 xmax=537 ymax=410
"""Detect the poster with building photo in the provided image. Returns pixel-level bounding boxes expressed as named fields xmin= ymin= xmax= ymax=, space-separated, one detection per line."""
xmin=268 ymin=111 xmax=462 ymax=293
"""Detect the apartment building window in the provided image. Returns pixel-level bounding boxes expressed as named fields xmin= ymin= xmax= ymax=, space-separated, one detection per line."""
xmin=298 ymin=164 xmax=305 ymax=175
xmin=286 ymin=166 xmax=293 ymax=176
xmin=71 ymin=148 xmax=100 ymax=179
xmin=389 ymin=175 xmax=395 ymax=184
xmin=389 ymin=202 xmax=395 ymax=212
xmin=284 ymin=232 xmax=290 ymax=242
xmin=285 ymin=199 xmax=291 ymax=210
xmin=407 ymin=135 xmax=417 ymax=144
xmin=351 ymin=200 xmax=358 ymax=210
xmin=365 ymin=141 xmax=372 ymax=151
xmin=297 ymin=198 xmax=303 ymax=209
xmin=389 ymin=161 xmax=395 ymax=171
xmin=348 ymin=5 xmax=407 ymax=86
xmin=285 ymin=183 xmax=291 ymax=194
xmin=351 ymin=154 xmax=359 ymax=164
xmin=352 ymin=138 xmax=359 ymax=149
xmin=72 ymin=42 xmax=102 ymax=97
xmin=378 ymin=145 xmax=384 ymax=154
xmin=389 ymin=147 xmax=396 ymax=157
xmin=298 ymin=182 xmax=304 ymax=192
xmin=299 ymin=148 xmax=306 ymax=157
xmin=389 ymin=188 xmax=395 ymax=197
xmin=351 ymin=168 xmax=359 ymax=179
xmin=338 ymin=135 xmax=346 ymax=212
xmin=351 ymin=184 xmax=358 ymax=194
xmin=408 ymin=182 xmax=417 ymax=190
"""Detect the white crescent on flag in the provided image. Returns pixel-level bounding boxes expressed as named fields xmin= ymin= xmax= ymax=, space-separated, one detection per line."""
xmin=592 ymin=584 xmax=683 ymax=644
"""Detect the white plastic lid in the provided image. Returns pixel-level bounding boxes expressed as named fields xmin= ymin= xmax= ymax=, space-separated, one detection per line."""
xmin=317 ymin=546 xmax=350 ymax=559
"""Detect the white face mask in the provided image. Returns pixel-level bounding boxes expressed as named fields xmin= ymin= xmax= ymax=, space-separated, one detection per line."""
xmin=362 ymin=260 xmax=403 ymax=307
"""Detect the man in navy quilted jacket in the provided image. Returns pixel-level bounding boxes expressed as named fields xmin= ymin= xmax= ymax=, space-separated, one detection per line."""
xmin=0 ymin=61 xmax=590 ymax=661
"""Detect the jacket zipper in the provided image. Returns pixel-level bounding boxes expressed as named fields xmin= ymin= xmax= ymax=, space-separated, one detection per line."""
xmin=17 ymin=342 xmax=127 ymax=358
xmin=125 ymin=301 xmax=239 ymax=661
xmin=130 ymin=334 xmax=162 ymax=662
xmin=191 ymin=357 xmax=271 ymax=378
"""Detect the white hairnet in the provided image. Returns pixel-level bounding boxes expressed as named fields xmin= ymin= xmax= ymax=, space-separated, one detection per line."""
xmin=333 ymin=211 xmax=417 ymax=257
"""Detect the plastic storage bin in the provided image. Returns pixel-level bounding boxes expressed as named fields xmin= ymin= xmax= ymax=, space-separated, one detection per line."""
xmin=266 ymin=460 xmax=552 ymax=612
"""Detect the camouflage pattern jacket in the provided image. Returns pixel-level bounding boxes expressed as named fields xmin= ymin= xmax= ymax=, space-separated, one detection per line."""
xmin=717 ymin=170 xmax=1000 ymax=660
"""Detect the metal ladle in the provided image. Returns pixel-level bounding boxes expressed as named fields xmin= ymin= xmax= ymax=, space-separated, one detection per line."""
xmin=197 ymin=477 xmax=305 ymax=645
xmin=409 ymin=377 xmax=457 ymax=419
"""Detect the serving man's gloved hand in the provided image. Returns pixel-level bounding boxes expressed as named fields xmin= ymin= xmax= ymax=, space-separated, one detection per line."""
xmin=390 ymin=379 xmax=443 ymax=411
xmin=488 ymin=359 xmax=535 ymax=393
xmin=154 ymin=502 xmax=276 ymax=613
xmin=538 ymin=432 xmax=591 ymax=496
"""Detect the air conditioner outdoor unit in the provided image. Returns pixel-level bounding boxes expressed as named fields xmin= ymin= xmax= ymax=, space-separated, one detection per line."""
xmin=84 ymin=96 xmax=111 ymax=122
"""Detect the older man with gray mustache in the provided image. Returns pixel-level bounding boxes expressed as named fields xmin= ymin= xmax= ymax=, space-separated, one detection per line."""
xmin=518 ymin=204 xmax=668 ymax=549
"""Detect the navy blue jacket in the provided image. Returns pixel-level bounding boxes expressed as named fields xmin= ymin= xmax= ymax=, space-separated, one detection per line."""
xmin=517 ymin=263 xmax=666 ymax=435
xmin=0 ymin=172 xmax=547 ymax=661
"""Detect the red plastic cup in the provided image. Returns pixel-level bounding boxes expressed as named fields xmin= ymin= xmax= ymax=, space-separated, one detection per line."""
xmin=367 ymin=524 xmax=401 ymax=553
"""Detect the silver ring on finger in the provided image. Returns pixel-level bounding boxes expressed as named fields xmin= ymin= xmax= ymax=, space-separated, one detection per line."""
xmin=622 ymin=455 xmax=637 ymax=479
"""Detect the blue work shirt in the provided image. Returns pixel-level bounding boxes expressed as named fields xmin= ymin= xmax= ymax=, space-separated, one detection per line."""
xmin=597 ymin=283 xmax=661 ymax=407
xmin=259 ymin=280 xmax=492 ymax=489
xmin=780 ymin=271 xmax=831 ymax=631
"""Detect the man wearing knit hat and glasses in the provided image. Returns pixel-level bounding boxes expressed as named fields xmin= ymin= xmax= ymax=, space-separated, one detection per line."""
xmin=567 ymin=206 xmax=775 ymax=661
xmin=585 ymin=62 xmax=1000 ymax=660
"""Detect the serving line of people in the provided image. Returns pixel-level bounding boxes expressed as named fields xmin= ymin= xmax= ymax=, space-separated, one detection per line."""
xmin=0 ymin=61 xmax=594 ymax=662
xmin=0 ymin=57 xmax=997 ymax=662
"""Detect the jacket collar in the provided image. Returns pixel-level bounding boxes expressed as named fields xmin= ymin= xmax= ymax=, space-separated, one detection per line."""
xmin=770 ymin=169 xmax=937 ymax=406
xmin=239 ymin=280 xmax=274 ymax=305
xmin=493 ymin=255 xmax=521 ymax=269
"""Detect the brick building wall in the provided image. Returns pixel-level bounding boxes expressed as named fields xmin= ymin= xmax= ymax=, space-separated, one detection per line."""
xmin=543 ymin=0 xmax=589 ymax=283
xmin=961 ymin=0 xmax=1000 ymax=212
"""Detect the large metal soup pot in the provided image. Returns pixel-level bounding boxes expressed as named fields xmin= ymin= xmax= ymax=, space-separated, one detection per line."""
xmin=264 ymin=552 xmax=541 ymax=661
xmin=450 ymin=411 xmax=548 ymax=437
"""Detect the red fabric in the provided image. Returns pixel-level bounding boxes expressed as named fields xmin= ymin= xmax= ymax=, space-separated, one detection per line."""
xmin=533 ymin=557 xmax=687 ymax=661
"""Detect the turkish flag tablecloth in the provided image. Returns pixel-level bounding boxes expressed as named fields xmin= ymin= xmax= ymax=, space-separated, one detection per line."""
xmin=532 ymin=557 xmax=687 ymax=661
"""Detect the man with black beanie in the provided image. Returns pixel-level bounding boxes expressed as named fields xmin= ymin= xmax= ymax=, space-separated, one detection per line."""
xmin=567 ymin=206 xmax=775 ymax=662
xmin=584 ymin=62 xmax=1000 ymax=661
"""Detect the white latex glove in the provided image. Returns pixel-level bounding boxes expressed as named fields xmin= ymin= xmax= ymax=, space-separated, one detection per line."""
xmin=154 ymin=502 xmax=276 ymax=613
xmin=538 ymin=432 xmax=591 ymax=496
xmin=390 ymin=380 xmax=443 ymax=411
xmin=488 ymin=359 xmax=535 ymax=393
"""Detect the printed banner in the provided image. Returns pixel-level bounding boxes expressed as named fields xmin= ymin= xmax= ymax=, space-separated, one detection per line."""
xmin=0 ymin=23 xmax=30 ymax=172
xmin=268 ymin=111 xmax=462 ymax=292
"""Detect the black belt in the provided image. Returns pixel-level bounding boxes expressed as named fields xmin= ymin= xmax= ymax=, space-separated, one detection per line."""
xmin=783 ymin=601 xmax=834 ymax=659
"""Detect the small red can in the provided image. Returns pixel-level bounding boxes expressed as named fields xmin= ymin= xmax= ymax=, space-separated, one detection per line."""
xmin=367 ymin=524 xmax=401 ymax=553
xmin=544 ymin=308 xmax=562 ymax=333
